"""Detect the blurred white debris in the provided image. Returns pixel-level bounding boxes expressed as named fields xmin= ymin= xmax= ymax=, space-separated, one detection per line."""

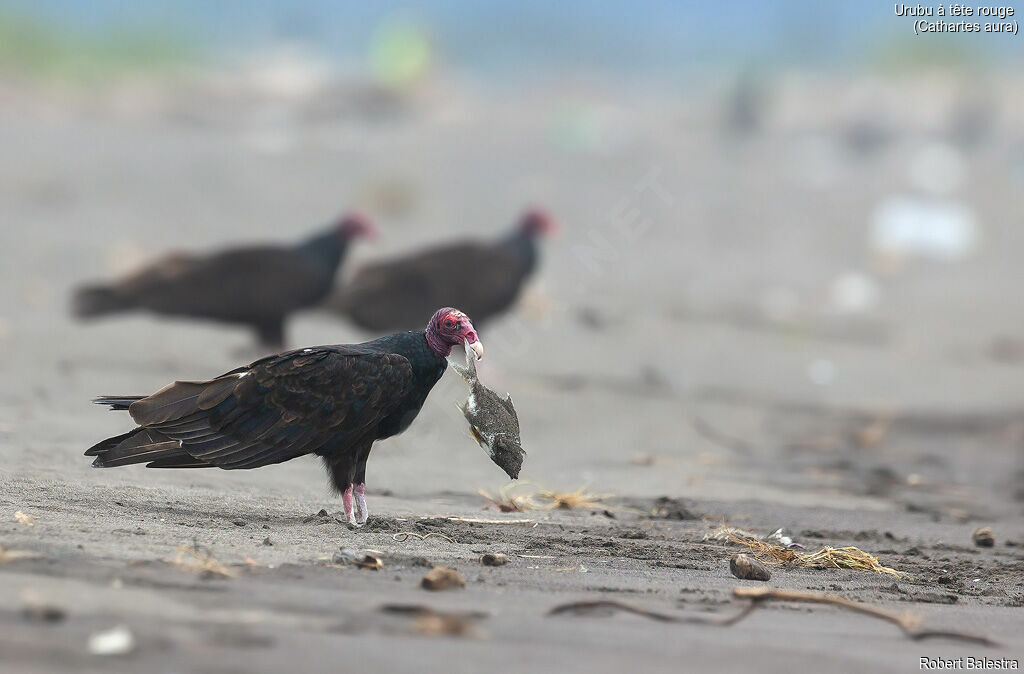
xmin=765 ymin=528 xmax=795 ymax=547
xmin=706 ymin=526 xmax=802 ymax=549
xmin=828 ymin=271 xmax=880 ymax=314
xmin=807 ymin=359 xmax=836 ymax=386
xmin=907 ymin=142 xmax=966 ymax=195
xmin=871 ymin=197 xmax=978 ymax=260
xmin=88 ymin=625 xmax=135 ymax=656
xmin=14 ymin=511 xmax=34 ymax=526
xmin=760 ymin=286 xmax=800 ymax=321
xmin=241 ymin=46 xmax=330 ymax=102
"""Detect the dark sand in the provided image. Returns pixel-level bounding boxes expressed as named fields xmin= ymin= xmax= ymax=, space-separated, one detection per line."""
xmin=1 ymin=71 xmax=1022 ymax=672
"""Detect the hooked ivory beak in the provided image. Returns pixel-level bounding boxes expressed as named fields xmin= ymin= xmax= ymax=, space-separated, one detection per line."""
xmin=465 ymin=339 xmax=484 ymax=361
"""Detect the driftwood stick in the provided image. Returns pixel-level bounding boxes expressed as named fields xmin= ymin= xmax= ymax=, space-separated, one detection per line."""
xmin=392 ymin=531 xmax=458 ymax=544
xmin=547 ymin=600 xmax=752 ymax=627
xmin=732 ymin=587 xmax=998 ymax=646
xmin=689 ymin=416 xmax=754 ymax=454
xmin=548 ymin=589 xmax=999 ymax=647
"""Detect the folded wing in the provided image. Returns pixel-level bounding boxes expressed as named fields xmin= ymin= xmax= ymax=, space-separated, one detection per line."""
xmin=87 ymin=347 xmax=414 ymax=470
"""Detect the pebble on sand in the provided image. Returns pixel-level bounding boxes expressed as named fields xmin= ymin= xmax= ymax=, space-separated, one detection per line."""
xmin=972 ymin=527 xmax=995 ymax=548
xmin=730 ymin=553 xmax=771 ymax=581
xmin=421 ymin=566 xmax=466 ymax=590
xmin=480 ymin=553 xmax=509 ymax=566
xmin=333 ymin=549 xmax=382 ymax=570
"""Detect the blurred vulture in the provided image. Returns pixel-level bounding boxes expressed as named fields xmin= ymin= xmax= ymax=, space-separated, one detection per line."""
xmin=330 ymin=209 xmax=556 ymax=332
xmin=86 ymin=308 xmax=484 ymax=527
xmin=72 ymin=214 xmax=376 ymax=350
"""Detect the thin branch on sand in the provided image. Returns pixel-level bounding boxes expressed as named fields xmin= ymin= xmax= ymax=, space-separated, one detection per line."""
xmin=393 ymin=532 xmax=458 ymax=544
xmin=689 ymin=416 xmax=754 ymax=454
xmin=445 ymin=516 xmax=536 ymax=525
xmin=548 ymin=588 xmax=998 ymax=647
xmin=732 ymin=587 xmax=998 ymax=646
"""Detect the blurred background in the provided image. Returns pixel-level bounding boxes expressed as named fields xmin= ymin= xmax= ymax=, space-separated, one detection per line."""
xmin=3 ymin=1 xmax=1024 ymax=669
xmin=2 ymin=0 xmax=1023 ymax=555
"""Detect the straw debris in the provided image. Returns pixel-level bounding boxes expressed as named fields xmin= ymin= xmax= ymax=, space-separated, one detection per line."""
xmin=479 ymin=483 xmax=608 ymax=512
xmin=709 ymin=525 xmax=903 ymax=577
xmin=170 ymin=543 xmax=236 ymax=579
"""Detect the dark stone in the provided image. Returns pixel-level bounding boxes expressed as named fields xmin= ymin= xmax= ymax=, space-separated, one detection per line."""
xmin=729 ymin=553 xmax=771 ymax=581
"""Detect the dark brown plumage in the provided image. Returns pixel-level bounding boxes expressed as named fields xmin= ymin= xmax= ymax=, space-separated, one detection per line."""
xmin=73 ymin=214 xmax=375 ymax=349
xmin=86 ymin=307 xmax=483 ymax=527
xmin=330 ymin=209 xmax=555 ymax=333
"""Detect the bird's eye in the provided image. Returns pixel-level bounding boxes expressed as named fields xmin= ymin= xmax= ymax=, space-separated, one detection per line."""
xmin=444 ymin=319 xmax=455 ymax=329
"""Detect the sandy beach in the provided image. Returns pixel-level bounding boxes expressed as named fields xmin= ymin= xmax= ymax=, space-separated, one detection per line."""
xmin=1 ymin=68 xmax=1023 ymax=672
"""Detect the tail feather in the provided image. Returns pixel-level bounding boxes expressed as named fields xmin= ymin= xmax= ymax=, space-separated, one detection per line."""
xmin=73 ymin=285 xmax=133 ymax=318
xmin=87 ymin=427 xmax=196 ymax=468
xmin=146 ymin=457 xmax=215 ymax=468
xmin=93 ymin=395 xmax=146 ymax=411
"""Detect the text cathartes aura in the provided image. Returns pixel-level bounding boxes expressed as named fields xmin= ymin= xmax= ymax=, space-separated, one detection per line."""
xmin=86 ymin=307 xmax=483 ymax=526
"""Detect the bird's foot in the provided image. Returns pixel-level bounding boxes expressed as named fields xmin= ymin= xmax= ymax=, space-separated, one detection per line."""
xmin=354 ymin=483 xmax=368 ymax=525
xmin=342 ymin=484 xmax=359 ymax=527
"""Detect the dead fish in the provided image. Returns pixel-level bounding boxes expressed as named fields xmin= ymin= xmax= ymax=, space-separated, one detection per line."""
xmin=451 ymin=341 xmax=525 ymax=479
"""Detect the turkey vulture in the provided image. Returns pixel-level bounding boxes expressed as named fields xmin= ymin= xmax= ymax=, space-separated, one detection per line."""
xmin=86 ymin=307 xmax=484 ymax=526
xmin=331 ymin=209 xmax=555 ymax=332
xmin=72 ymin=213 xmax=376 ymax=350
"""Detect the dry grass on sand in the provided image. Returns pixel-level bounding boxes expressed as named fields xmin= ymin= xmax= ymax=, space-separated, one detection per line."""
xmin=707 ymin=525 xmax=903 ymax=577
xmin=168 ymin=543 xmax=237 ymax=579
xmin=478 ymin=483 xmax=609 ymax=512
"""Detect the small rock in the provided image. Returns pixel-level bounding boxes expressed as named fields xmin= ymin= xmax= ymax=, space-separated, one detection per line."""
xmin=21 ymin=599 xmax=65 ymax=623
xmin=651 ymin=497 xmax=698 ymax=520
xmin=233 ymin=520 xmax=247 ymax=527
xmin=262 ymin=537 xmax=273 ymax=546
xmin=480 ymin=553 xmax=508 ymax=567
xmin=333 ymin=549 xmax=382 ymax=570
xmin=88 ymin=625 xmax=135 ymax=656
xmin=421 ymin=566 xmax=465 ymax=591
xmin=729 ymin=553 xmax=771 ymax=581
xmin=973 ymin=527 xmax=995 ymax=547
xmin=302 ymin=509 xmax=340 ymax=524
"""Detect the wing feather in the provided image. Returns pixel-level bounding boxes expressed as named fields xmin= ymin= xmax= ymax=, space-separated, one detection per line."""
xmin=129 ymin=348 xmax=414 ymax=470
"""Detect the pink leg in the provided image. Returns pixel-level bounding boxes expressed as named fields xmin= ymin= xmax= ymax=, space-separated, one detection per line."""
xmin=353 ymin=483 xmax=368 ymax=525
xmin=342 ymin=484 xmax=357 ymax=526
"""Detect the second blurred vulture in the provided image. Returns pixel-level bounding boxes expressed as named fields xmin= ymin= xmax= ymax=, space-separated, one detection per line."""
xmin=330 ymin=209 xmax=556 ymax=332
xmin=73 ymin=213 xmax=376 ymax=350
